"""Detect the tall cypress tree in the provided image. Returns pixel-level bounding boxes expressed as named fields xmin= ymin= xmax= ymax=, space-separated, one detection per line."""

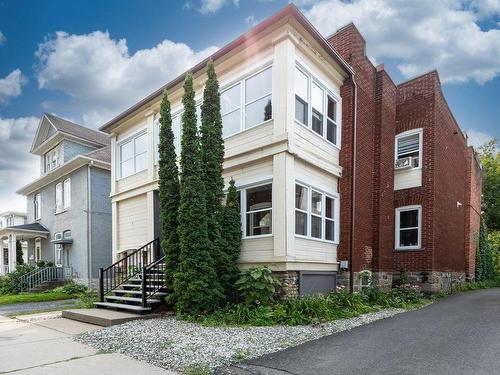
xmin=158 ymin=90 xmax=180 ymax=288
xmin=220 ymin=178 xmax=242 ymax=295
xmin=174 ymin=73 xmax=224 ymax=316
xmin=200 ymin=60 xmax=228 ymax=290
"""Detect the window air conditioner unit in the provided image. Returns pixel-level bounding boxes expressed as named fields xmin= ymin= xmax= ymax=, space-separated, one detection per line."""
xmin=395 ymin=156 xmax=412 ymax=170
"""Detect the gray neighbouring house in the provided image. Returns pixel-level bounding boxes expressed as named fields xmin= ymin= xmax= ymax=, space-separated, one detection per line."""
xmin=0 ymin=113 xmax=112 ymax=288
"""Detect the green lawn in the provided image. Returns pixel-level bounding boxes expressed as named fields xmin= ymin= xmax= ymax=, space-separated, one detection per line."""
xmin=0 ymin=292 xmax=74 ymax=305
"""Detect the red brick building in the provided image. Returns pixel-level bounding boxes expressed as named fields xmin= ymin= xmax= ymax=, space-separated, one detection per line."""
xmin=329 ymin=24 xmax=482 ymax=292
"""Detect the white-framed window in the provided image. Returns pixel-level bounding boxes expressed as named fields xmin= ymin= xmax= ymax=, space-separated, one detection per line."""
xmin=294 ymin=182 xmax=339 ymax=243
xmin=54 ymin=236 xmax=63 ymax=267
xmin=55 ymin=178 xmax=71 ymax=213
xmin=395 ymin=129 xmax=422 ymax=169
xmin=221 ymin=66 xmax=272 ymax=139
xmin=118 ymin=131 xmax=148 ymax=178
xmin=35 ymin=238 xmax=42 ymax=262
xmin=34 ymin=193 xmax=41 ymax=220
xmin=294 ymin=64 xmax=341 ymax=147
xmin=395 ymin=205 xmax=422 ymax=250
xmin=44 ymin=144 xmax=62 ymax=173
xmin=63 ymin=230 xmax=72 ymax=239
xmin=241 ymin=183 xmax=272 ymax=237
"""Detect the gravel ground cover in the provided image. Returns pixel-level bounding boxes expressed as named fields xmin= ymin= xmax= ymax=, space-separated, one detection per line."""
xmin=76 ymin=308 xmax=406 ymax=373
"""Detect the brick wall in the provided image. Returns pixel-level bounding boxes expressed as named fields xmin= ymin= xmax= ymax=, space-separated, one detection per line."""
xmin=465 ymin=148 xmax=482 ymax=279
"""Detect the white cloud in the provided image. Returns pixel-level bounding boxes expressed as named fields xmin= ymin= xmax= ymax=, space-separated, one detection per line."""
xmin=466 ymin=129 xmax=498 ymax=149
xmin=303 ymin=0 xmax=500 ymax=84
xmin=0 ymin=69 xmax=28 ymax=104
xmin=199 ymin=0 xmax=239 ymax=14
xmin=36 ymin=31 xmax=217 ymax=127
xmin=0 ymin=31 xmax=5 ymax=45
xmin=0 ymin=117 xmax=40 ymax=213
xmin=245 ymin=14 xmax=259 ymax=26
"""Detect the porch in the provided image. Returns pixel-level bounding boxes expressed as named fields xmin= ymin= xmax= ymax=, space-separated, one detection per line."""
xmin=0 ymin=223 xmax=49 ymax=276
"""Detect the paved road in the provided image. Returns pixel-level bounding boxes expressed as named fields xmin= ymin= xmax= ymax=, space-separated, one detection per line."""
xmin=218 ymin=288 xmax=500 ymax=375
xmin=0 ymin=315 xmax=177 ymax=374
xmin=0 ymin=299 xmax=79 ymax=316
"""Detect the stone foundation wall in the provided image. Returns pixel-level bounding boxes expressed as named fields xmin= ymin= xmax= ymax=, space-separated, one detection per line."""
xmin=274 ymin=271 xmax=299 ymax=299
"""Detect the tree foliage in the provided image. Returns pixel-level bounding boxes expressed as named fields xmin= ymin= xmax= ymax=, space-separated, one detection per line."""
xmin=174 ymin=73 xmax=224 ymax=316
xmin=475 ymin=218 xmax=496 ymax=281
xmin=16 ymin=241 xmax=24 ymax=265
xmin=220 ymin=178 xmax=242 ymax=295
xmin=158 ymin=89 xmax=181 ymax=288
xmin=478 ymin=139 xmax=500 ymax=231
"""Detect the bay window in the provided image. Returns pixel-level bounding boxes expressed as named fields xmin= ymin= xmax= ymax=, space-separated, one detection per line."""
xmin=221 ymin=66 xmax=272 ymax=138
xmin=244 ymin=183 xmax=272 ymax=237
xmin=395 ymin=205 xmax=421 ymax=249
xmin=294 ymin=183 xmax=338 ymax=243
xmin=295 ymin=64 xmax=341 ymax=147
xmin=119 ymin=131 xmax=148 ymax=178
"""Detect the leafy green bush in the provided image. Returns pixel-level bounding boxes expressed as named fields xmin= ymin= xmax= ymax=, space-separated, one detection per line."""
xmin=389 ymin=284 xmax=423 ymax=303
xmin=362 ymin=284 xmax=391 ymax=306
xmin=0 ymin=264 xmax=37 ymax=295
xmin=77 ymin=290 xmax=99 ymax=308
xmin=53 ymin=282 xmax=88 ymax=296
xmin=235 ymin=266 xmax=281 ymax=305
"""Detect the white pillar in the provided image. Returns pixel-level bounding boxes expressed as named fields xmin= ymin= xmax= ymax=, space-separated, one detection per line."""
xmin=0 ymin=241 xmax=5 ymax=275
xmin=8 ymin=234 xmax=16 ymax=273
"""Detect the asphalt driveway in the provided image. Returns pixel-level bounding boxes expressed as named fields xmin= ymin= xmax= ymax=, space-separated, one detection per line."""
xmin=218 ymin=288 xmax=500 ymax=375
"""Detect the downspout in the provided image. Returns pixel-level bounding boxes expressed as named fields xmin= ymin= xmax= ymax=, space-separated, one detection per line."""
xmin=349 ymin=77 xmax=358 ymax=293
xmin=87 ymin=161 xmax=94 ymax=288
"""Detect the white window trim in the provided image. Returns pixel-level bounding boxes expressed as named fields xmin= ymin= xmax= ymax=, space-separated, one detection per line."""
xmin=54 ymin=178 xmax=71 ymax=214
xmin=55 ymin=182 xmax=63 ymax=213
xmin=35 ymin=238 xmax=42 ymax=263
xmin=395 ymin=128 xmax=423 ymax=170
xmin=34 ymin=193 xmax=41 ymax=221
xmin=240 ymin=181 xmax=273 ymax=239
xmin=294 ymin=62 xmax=342 ymax=149
xmin=117 ymin=129 xmax=148 ymax=179
xmin=294 ymin=181 xmax=340 ymax=244
xmin=221 ymin=64 xmax=273 ymax=140
xmin=395 ymin=205 xmax=422 ymax=250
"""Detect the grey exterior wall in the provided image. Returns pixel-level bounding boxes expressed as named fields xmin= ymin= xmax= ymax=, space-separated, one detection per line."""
xmin=62 ymin=140 xmax=96 ymax=163
xmin=25 ymin=164 xmax=112 ymax=285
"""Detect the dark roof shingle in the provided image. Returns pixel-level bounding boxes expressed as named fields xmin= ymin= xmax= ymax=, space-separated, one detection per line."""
xmin=45 ymin=113 xmax=109 ymax=146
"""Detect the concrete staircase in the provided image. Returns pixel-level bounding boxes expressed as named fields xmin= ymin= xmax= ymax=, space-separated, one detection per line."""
xmin=95 ymin=263 xmax=168 ymax=314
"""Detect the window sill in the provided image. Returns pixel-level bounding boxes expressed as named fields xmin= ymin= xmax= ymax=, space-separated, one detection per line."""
xmin=295 ymin=234 xmax=338 ymax=245
xmin=116 ymin=168 xmax=148 ymax=181
xmin=54 ymin=209 xmax=68 ymax=216
xmin=394 ymin=247 xmax=425 ymax=252
xmin=243 ymin=234 xmax=273 ymax=240
xmin=294 ymin=120 xmax=341 ymax=150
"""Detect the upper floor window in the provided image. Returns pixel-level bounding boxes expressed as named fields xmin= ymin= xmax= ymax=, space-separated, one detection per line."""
xmin=295 ymin=183 xmax=338 ymax=242
xmin=45 ymin=145 xmax=61 ymax=172
xmin=221 ymin=66 xmax=272 ymax=138
xmin=395 ymin=129 xmax=422 ymax=170
xmin=295 ymin=65 xmax=340 ymax=147
xmin=55 ymin=178 xmax=71 ymax=213
xmin=34 ymin=193 xmax=41 ymax=220
xmin=243 ymin=183 xmax=272 ymax=237
xmin=395 ymin=205 xmax=421 ymax=250
xmin=119 ymin=131 xmax=147 ymax=178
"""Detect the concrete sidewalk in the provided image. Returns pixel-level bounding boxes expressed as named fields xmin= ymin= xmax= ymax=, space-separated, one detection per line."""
xmin=0 ymin=314 xmax=177 ymax=374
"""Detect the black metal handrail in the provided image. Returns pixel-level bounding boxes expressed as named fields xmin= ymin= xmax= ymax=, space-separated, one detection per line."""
xmin=142 ymin=256 xmax=166 ymax=306
xmin=99 ymin=238 xmax=160 ymax=302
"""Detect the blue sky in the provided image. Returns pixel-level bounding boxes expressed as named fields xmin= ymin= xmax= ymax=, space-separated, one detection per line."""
xmin=0 ymin=0 xmax=499 ymax=211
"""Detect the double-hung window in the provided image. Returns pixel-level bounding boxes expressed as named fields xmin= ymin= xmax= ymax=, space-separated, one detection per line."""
xmin=395 ymin=205 xmax=421 ymax=249
xmin=294 ymin=183 xmax=338 ymax=242
xmin=221 ymin=66 xmax=272 ymax=138
xmin=244 ymin=183 xmax=272 ymax=237
xmin=45 ymin=145 xmax=61 ymax=173
xmin=119 ymin=131 xmax=148 ymax=178
xmin=34 ymin=193 xmax=41 ymax=220
xmin=395 ymin=129 xmax=422 ymax=169
xmin=294 ymin=65 xmax=341 ymax=147
xmin=55 ymin=179 xmax=71 ymax=213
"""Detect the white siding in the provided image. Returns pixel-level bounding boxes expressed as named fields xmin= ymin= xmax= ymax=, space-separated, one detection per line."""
xmin=394 ymin=168 xmax=422 ymax=190
xmin=295 ymin=237 xmax=337 ymax=263
xmin=117 ymin=194 xmax=148 ymax=252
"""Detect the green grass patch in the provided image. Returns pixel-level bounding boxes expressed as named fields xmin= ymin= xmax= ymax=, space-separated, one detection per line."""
xmin=0 ymin=291 xmax=74 ymax=305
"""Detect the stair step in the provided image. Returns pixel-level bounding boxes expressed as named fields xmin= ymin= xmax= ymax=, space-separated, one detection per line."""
xmin=113 ymin=289 xmax=168 ymax=297
xmin=94 ymin=302 xmax=151 ymax=313
xmin=120 ymin=283 xmax=168 ymax=290
xmin=129 ymin=278 xmax=165 ymax=283
xmin=105 ymin=295 xmax=161 ymax=304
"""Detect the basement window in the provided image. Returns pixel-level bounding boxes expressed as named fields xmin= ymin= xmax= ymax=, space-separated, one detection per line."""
xmin=395 ymin=205 xmax=422 ymax=250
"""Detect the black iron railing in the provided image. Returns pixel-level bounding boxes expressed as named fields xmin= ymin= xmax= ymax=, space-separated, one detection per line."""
xmin=99 ymin=238 xmax=161 ymax=302
xmin=142 ymin=256 xmax=166 ymax=306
